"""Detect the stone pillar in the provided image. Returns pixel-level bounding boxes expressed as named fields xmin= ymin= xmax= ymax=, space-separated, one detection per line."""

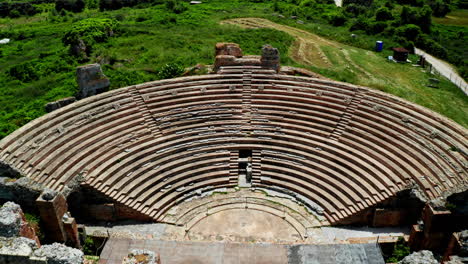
xmin=62 ymin=213 xmax=81 ymax=248
xmin=36 ymin=191 xmax=68 ymax=243
xmin=76 ymin=64 xmax=110 ymax=99
xmin=409 ymin=204 xmax=453 ymax=252
xmin=261 ymin=45 xmax=280 ymax=72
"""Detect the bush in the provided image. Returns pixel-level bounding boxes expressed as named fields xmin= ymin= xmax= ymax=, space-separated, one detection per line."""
xmin=418 ymin=36 xmax=448 ymax=59
xmin=342 ymin=0 xmax=373 ymax=6
xmin=82 ymin=237 xmax=98 ymax=255
xmin=55 ymin=0 xmax=85 ymax=13
xmin=157 ymin=63 xmax=184 ymax=79
xmin=329 ymin=12 xmax=347 ymax=26
xmin=386 ymin=237 xmax=410 ymax=263
xmin=165 ymin=0 xmax=188 ymax=14
xmin=84 ymin=0 xmax=99 ymax=9
xmin=350 ymin=17 xmax=369 ymax=31
xmin=9 ymin=62 xmax=39 ymax=82
xmin=344 ymin=3 xmax=368 ymax=17
xmin=367 ymin=21 xmax=388 ymax=34
xmin=429 ymin=0 xmax=450 ymax=17
xmin=376 ymin=7 xmax=393 ymax=21
xmin=395 ymin=24 xmax=422 ymax=41
xmin=0 ymin=2 xmax=39 ymax=18
xmin=62 ymin=18 xmax=117 ymax=55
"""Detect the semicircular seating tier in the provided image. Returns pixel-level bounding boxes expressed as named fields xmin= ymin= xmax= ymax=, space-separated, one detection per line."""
xmin=1 ymin=65 xmax=467 ymax=224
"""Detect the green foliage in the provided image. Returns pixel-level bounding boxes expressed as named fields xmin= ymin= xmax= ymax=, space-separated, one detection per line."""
xmin=0 ymin=0 xmax=465 ymax=141
xmin=62 ymin=18 xmax=117 ymax=54
xmin=82 ymin=237 xmax=97 ymax=255
xmin=368 ymin=21 xmax=388 ymax=34
xmin=9 ymin=61 xmax=40 ymax=82
xmin=386 ymin=237 xmax=411 ymax=263
xmin=329 ymin=12 xmax=347 ymax=26
xmin=428 ymin=0 xmax=451 ymax=17
xmin=446 ymin=202 xmax=457 ymax=210
xmin=55 ymin=0 xmax=85 ymax=13
xmin=165 ymin=0 xmax=188 ymax=14
xmin=0 ymin=2 xmax=39 ymax=18
xmin=395 ymin=24 xmax=422 ymax=41
xmin=24 ymin=213 xmax=44 ymax=241
xmin=350 ymin=16 xmax=369 ymax=31
xmin=376 ymin=7 xmax=393 ymax=21
xmin=157 ymin=63 xmax=184 ymax=79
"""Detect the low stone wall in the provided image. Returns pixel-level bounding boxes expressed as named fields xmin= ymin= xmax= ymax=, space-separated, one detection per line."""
xmin=0 ymin=238 xmax=83 ymax=264
xmin=0 ymin=177 xmax=45 ymax=214
xmin=0 ymin=202 xmax=40 ymax=245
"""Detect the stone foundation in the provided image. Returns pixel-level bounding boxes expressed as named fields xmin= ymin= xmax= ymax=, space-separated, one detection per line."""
xmin=213 ymin=43 xmax=281 ymax=72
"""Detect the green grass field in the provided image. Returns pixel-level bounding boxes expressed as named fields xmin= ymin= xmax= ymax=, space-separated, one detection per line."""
xmin=433 ymin=9 xmax=468 ymax=26
xmin=0 ymin=0 xmax=466 ymax=140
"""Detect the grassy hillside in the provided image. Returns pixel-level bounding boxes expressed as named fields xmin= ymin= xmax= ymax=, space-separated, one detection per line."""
xmin=0 ymin=0 xmax=466 ymax=139
xmin=433 ymin=9 xmax=468 ymax=26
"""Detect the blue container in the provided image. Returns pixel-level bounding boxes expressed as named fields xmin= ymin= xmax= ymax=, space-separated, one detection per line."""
xmin=375 ymin=41 xmax=383 ymax=52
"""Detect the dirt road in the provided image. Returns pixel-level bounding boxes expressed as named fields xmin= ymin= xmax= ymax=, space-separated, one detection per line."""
xmin=415 ymin=48 xmax=468 ymax=95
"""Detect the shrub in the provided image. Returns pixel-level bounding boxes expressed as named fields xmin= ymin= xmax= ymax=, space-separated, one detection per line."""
xmin=344 ymin=3 xmax=368 ymax=17
xmin=165 ymin=0 xmax=188 ymax=14
xmin=55 ymin=0 xmax=85 ymax=13
xmin=24 ymin=213 xmax=44 ymax=241
xmin=9 ymin=62 xmax=39 ymax=82
xmin=0 ymin=2 xmax=38 ymax=18
xmin=329 ymin=12 xmax=347 ymax=26
xmin=62 ymin=18 xmax=117 ymax=55
xmin=395 ymin=24 xmax=422 ymax=41
xmin=84 ymin=0 xmax=99 ymax=9
xmin=367 ymin=21 xmax=388 ymax=34
xmin=386 ymin=237 xmax=410 ymax=263
xmin=157 ymin=63 xmax=184 ymax=79
xmin=429 ymin=0 xmax=451 ymax=17
xmin=418 ymin=37 xmax=448 ymax=59
xmin=82 ymin=237 xmax=98 ymax=255
xmin=342 ymin=0 xmax=373 ymax=6
xmin=375 ymin=7 xmax=393 ymax=21
xmin=350 ymin=17 xmax=369 ymax=31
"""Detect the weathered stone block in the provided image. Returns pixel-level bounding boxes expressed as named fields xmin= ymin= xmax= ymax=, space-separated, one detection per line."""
xmin=214 ymin=55 xmax=236 ymax=72
xmin=373 ymin=208 xmax=407 ymax=227
xmin=33 ymin=243 xmax=83 ymax=264
xmin=76 ymin=64 xmax=110 ymax=99
xmin=0 ymin=237 xmax=41 ymax=264
xmin=45 ymin=97 xmax=76 ymax=113
xmin=261 ymin=44 xmax=280 ymax=72
xmin=0 ymin=202 xmax=22 ymax=237
xmin=398 ymin=250 xmax=438 ymax=264
xmin=122 ymin=249 xmax=160 ymax=264
xmin=215 ymin=43 xmax=243 ymax=57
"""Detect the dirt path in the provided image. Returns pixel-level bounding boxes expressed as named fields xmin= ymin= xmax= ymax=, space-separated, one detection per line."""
xmin=221 ymin=18 xmax=374 ymax=79
xmin=415 ymin=48 xmax=468 ymax=95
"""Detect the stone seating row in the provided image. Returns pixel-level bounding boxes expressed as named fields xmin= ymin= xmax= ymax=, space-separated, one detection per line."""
xmin=0 ymin=66 xmax=465 ymax=224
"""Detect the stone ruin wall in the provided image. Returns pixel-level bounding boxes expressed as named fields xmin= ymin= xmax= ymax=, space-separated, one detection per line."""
xmin=213 ymin=43 xmax=280 ymax=72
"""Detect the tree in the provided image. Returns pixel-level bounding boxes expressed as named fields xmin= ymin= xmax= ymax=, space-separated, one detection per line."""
xmin=417 ymin=5 xmax=432 ymax=32
xmin=429 ymin=0 xmax=450 ymax=17
xmin=55 ymin=0 xmax=85 ymax=13
xmin=376 ymin=7 xmax=393 ymax=21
